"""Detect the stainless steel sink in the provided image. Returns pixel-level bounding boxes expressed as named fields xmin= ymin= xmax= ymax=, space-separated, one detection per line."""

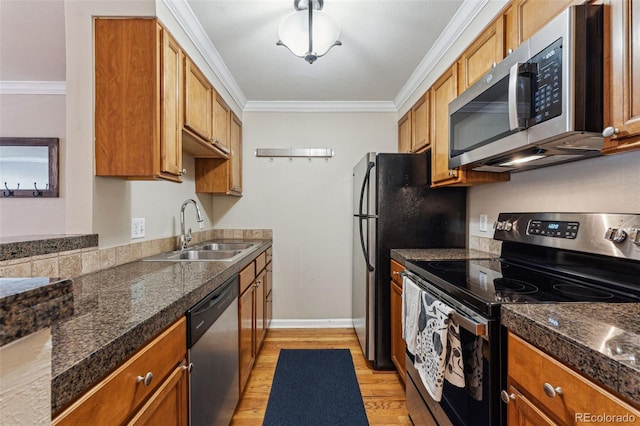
xmin=196 ymin=242 xmax=257 ymax=251
xmin=143 ymin=241 xmax=259 ymax=262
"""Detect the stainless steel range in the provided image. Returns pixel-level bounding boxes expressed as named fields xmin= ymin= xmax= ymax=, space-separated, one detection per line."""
xmin=403 ymin=213 xmax=640 ymax=426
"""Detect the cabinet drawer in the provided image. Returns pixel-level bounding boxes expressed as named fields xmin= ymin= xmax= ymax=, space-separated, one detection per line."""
xmin=508 ymin=332 xmax=640 ymax=424
xmin=239 ymin=261 xmax=256 ymax=294
xmin=255 ymin=251 xmax=267 ymax=274
xmin=391 ymin=259 xmax=404 ymax=286
xmin=54 ymin=317 xmax=186 ymax=426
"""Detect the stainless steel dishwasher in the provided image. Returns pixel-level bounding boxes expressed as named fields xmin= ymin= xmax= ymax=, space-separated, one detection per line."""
xmin=187 ymin=275 xmax=239 ymax=426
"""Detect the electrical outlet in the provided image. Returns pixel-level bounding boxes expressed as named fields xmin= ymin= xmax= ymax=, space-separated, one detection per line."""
xmin=132 ymin=218 xmax=146 ymax=239
xmin=479 ymin=214 xmax=488 ymax=232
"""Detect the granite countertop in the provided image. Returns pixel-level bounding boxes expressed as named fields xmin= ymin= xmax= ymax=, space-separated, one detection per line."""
xmin=502 ymin=303 xmax=640 ymax=407
xmin=391 ymin=248 xmax=497 ymax=263
xmin=0 ymin=277 xmax=74 ymax=346
xmin=50 ymin=239 xmax=271 ymax=413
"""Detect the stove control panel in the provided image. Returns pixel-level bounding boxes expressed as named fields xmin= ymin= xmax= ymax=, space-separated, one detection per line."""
xmin=605 ymin=227 xmax=628 ymax=243
xmin=527 ymin=220 xmax=579 ymax=239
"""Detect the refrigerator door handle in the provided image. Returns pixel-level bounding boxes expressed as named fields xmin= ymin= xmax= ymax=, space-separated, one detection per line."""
xmin=359 ymin=161 xmax=375 ymax=272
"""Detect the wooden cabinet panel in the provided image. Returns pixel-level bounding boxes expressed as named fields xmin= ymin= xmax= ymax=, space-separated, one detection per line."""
xmin=602 ymin=0 xmax=640 ymax=154
xmin=94 ymin=18 xmax=182 ymax=182
xmin=458 ymin=19 xmax=505 ymax=91
xmin=431 ymin=65 xmax=459 ymax=185
xmin=53 ymin=318 xmax=186 ymax=426
xmin=506 ymin=385 xmax=559 ymax=426
xmin=238 ymin=282 xmax=255 ymax=393
xmin=507 ymin=332 xmax=640 ymax=425
xmin=398 ymin=111 xmax=413 ymax=153
xmin=212 ymin=93 xmax=230 ymax=151
xmin=195 ymin=111 xmax=242 ymax=196
xmin=265 ymin=259 xmax=273 ymax=330
xmin=508 ymin=0 xmax=577 ymax=48
xmin=412 ymin=93 xmax=430 ymax=153
xmin=127 ymin=361 xmax=188 ymax=426
xmin=161 ymin=29 xmax=183 ymax=178
xmin=184 ymin=59 xmax=212 ymax=142
xmin=390 ymin=260 xmax=405 ymax=382
xmin=255 ymin=269 xmax=266 ymax=352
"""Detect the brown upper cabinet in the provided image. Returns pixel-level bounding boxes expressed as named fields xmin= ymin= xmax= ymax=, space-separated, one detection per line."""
xmin=457 ymin=18 xmax=505 ymax=92
xmin=195 ymin=111 xmax=243 ymax=196
xmin=398 ymin=93 xmax=430 ymax=153
xmin=95 ymin=18 xmax=183 ymax=182
xmin=602 ymin=0 xmax=640 ymax=154
xmin=397 ymin=110 xmax=412 ymax=153
xmin=212 ymin=93 xmax=231 ymax=152
xmin=184 ymin=58 xmax=212 ymax=143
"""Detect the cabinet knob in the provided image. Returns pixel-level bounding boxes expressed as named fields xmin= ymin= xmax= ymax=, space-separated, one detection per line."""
xmin=492 ymin=62 xmax=497 ymax=68
xmin=180 ymin=169 xmax=187 ymax=176
xmin=392 ymin=271 xmax=401 ymax=276
xmin=136 ymin=372 xmax=153 ymax=386
xmin=500 ymin=390 xmax=515 ymax=404
xmin=183 ymin=363 xmax=194 ymax=373
xmin=507 ymin=48 xmax=513 ymax=55
xmin=543 ymin=382 xmax=563 ymax=398
xmin=602 ymin=127 xmax=620 ymax=137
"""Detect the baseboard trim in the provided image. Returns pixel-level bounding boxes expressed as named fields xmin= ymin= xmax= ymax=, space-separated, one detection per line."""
xmin=270 ymin=318 xmax=353 ymax=329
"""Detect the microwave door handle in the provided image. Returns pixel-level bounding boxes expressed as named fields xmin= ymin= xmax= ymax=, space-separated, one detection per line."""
xmin=508 ymin=63 xmax=524 ymax=131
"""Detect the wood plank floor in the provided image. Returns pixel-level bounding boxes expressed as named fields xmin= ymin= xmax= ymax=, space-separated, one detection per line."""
xmin=230 ymin=328 xmax=411 ymax=426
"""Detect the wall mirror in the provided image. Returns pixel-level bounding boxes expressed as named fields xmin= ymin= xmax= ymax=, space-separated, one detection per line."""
xmin=0 ymin=137 xmax=59 ymax=197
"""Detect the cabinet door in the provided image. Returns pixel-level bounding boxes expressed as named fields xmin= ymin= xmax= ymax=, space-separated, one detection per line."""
xmin=398 ymin=111 xmax=413 ymax=153
xmin=506 ymin=385 xmax=559 ymax=426
xmin=265 ymin=260 xmax=273 ymax=330
xmin=238 ymin=285 xmax=255 ymax=394
xmin=431 ymin=65 xmax=459 ymax=184
xmin=412 ymin=93 xmax=430 ymax=153
xmin=229 ymin=113 xmax=243 ymax=194
xmin=458 ymin=19 xmax=505 ymax=91
xmin=212 ymin=93 xmax=230 ymax=151
xmin=255 ymin=269 xmax=266 ymax=352
xmin=508 ymin=0 xmax=577 ymax=48
xmin=184 ymin=59 xmax=212 ymax=141
xmin=603 ymin=0 xmax=640 ymax=153
xmin=160 ymin=27 xmax=183 ymax=179
xmin=390 ymin=280 xmax=405 ymax=383
xmin=127 ymin=361 xmax=188 ymax=426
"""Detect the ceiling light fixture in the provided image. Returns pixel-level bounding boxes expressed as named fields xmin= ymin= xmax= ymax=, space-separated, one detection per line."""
xmin=276 ymin=0 xmax=342 ymax=64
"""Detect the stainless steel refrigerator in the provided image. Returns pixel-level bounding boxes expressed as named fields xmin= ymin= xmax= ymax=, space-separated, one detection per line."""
xmin=352 ymin=152 xmax=467 ymax=369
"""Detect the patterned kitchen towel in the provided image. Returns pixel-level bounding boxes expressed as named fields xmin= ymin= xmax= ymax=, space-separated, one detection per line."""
xmin=413 ymin=290 xmax=465 ymax=402
xmin=464 ymin=335 xmax=484 ymax=401
xmin=402 ymin=275 xmax=422 ymax=355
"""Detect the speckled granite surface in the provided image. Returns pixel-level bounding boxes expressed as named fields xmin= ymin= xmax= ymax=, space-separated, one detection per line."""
xmin=391 ymin=248 xmax=497 ymax=263
xmin=50 ymin=239 xmax=271 ymax=414
xmin=0 ymin=277 xmax=74 ymax=346
xmin=0 ymin=234 xmax=99 ymax=261
xmin=502 ymin=303 xmax=640 ymax=406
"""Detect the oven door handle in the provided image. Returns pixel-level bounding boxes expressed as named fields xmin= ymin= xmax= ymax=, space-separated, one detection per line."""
xmin=402 ymin=271 xmax=489 ymax=337
xmin=450 ymin=311 xmax=488 ymax=338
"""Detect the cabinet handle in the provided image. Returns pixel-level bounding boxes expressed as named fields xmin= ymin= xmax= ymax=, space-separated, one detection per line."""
xmin=136 ymin=372 xmax=153 ymax=386
xmin=392 ymin=271 xmax=401 ymax=276
xmin=602 ymin=127 xmax=620 ymax=138
xmin=507 ymin=48 xmax=513 ymax=55
xmin=543 ymin=383 xmax=563 ymax=398
xmin=183 ymin=363 xmax=194 ymax=374
xmin=180 ymin=169 xmax=187 ymax=176
xmin=500 ymin=390 xmax=515 ymax=404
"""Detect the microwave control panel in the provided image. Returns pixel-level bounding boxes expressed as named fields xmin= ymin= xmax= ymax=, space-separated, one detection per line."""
xmin=530 ymin=38 xmax=563 ymax=125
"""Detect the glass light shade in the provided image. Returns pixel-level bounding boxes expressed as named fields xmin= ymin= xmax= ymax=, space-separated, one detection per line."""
xmin=278 ymin=9 xmax=341 ymax=57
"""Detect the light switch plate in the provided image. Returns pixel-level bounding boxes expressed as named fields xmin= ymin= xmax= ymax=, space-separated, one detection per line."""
xmin=132 ymin=218 xmax=145 ymax=239
xmin=479 ymin=214 xmax=488 ymax=232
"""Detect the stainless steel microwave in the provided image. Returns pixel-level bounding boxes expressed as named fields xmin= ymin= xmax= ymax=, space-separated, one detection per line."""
xmin=448 ymin=4 xmax=603 ymax=173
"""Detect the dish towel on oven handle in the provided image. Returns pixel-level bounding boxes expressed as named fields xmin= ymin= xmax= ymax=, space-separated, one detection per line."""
xmin=413 ymin=290 xmax=465 ymax=402
xmin=402 ymin=275 xmax=422 ymax=355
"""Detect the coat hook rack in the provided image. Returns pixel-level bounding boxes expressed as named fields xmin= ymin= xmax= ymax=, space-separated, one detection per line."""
xmin=3 ymin=182 xmax=19 ymax=197
xmin=33 ymin=182 xmax=43 ymax=197
xmin=255 ymin=148 xmax=334 ymax=161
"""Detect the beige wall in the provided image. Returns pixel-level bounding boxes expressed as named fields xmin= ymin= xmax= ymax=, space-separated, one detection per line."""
xmin=211 ymin=112 xmax=397 ymax=323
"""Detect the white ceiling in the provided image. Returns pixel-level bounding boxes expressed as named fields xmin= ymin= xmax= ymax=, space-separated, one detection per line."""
xmin=167 ymin=0 xmax=491 ymax=110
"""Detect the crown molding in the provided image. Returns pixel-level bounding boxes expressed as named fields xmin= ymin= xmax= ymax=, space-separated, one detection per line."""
xmin=393 ymin=0 xmax=490 ymax=110
xmin=0 ymin=81 xmax=66 ymax=95
xmin=244 ymin=100 xmax=397 ymax=113
xmin=162 ymin=0 xmax=247 ymax=109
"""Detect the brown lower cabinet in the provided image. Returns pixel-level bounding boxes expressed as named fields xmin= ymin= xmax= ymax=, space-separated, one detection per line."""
xmin=390 ymin=260 xmax=406 ymax=383
xmin=506 ymin=332 xmax=640 ymax=425
xmin=52 ymin=318 xmax=188 ymax=426
xmin=238 ymin=248 xmax=272 ymax=394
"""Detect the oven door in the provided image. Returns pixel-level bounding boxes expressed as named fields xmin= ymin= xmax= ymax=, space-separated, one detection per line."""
xmin=404 ymin=273 xmax=503 ymax=426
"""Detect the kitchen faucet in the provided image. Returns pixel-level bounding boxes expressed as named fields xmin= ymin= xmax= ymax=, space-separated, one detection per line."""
xmin=180 ymin=199 xmax=204 ymax=250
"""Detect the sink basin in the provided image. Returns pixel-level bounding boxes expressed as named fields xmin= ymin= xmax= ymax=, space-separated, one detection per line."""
xmin=165 ymin=250 xmax=242 ymax=261
xmin=196 ymin=242 xmax=257 ymax=251
xmin=143 ymin=241 xmax=259 ymax=262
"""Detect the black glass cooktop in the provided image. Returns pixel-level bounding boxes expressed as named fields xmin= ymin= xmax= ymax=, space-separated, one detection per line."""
xmin=406 ymin=258 xmax=640 ymax=317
